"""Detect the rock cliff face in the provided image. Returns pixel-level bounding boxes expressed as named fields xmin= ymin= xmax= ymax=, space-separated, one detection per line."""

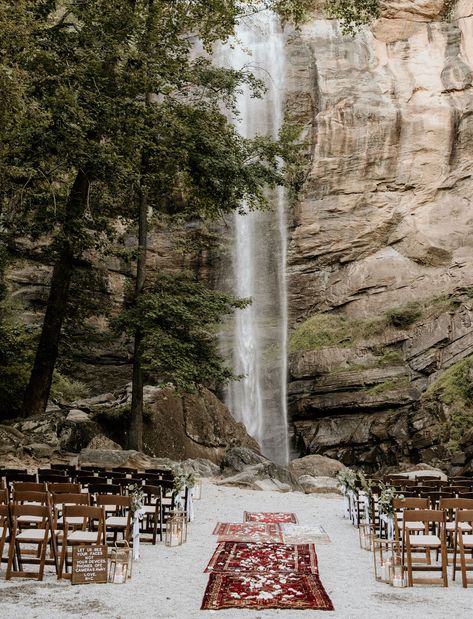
xmin=285 ymin=0 xmax=473 ymax=469
xmin=286 ymin=0 xmax=473 ymax=321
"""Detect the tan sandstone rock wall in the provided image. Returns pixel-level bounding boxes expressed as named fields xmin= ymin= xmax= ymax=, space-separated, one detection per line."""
xmin=285 ymin=1 xmax=473 ymax=470
xmin=286 ymin=0 xmax=473 ymax=321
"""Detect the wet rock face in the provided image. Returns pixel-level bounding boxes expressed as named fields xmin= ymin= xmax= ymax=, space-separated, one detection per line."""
xmin=286 ymin=3 xmax=473 ymax=322
xmin=285 ymin=3 xmax=473 ymax=471
xmin=289 ymin=303 xmax=473 ymax=471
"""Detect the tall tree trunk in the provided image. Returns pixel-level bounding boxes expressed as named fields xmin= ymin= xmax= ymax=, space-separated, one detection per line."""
xmin=22 ymin=168 xmax=89 ymax=418
xmin=128 ymin=188 xmax=148 ymax=450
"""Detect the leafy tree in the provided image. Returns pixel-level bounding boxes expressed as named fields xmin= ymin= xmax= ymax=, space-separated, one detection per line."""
xmin=114 ymin=272 xmax=249 ymax=392
xmin=0 ymin=244 xmax=38 ymax=419
xmin=0 ymin=1 xmax=305 ymax=426
xmin=326 ymin=0 xmax=380 ymax=34
xmin=1 ymin=0 xmax=379 ymax=449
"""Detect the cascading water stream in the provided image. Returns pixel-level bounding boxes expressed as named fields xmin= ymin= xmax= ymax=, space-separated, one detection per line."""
xmin=218 ymin=11 xmax=289 ymax=465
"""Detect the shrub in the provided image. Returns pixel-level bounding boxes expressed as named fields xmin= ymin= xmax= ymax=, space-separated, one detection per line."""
xmin=0 ymin=320 xmax=37 ymax=419
xmin=384 ymin=303 xmax=422 ymax=328
xmin=50 ymin=372 xmax=89 ymax=404
xmin=425 ymin=356 xmax=473 ymax=453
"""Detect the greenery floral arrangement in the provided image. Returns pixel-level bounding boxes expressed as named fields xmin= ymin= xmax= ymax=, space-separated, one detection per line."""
xmin=378 ymin=484 xmax=403 ymax=518
xmin=357 ymin=470 xmax=374 ymax=498
xmin=337 ymin=468 xmax=358 ymax=494
xmin=127 ymin=483 xmax=145 ymax=514
xmin=172 ymin=465 xmax=196 ymax=492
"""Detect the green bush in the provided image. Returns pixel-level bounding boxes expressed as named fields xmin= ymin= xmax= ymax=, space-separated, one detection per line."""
xmin=0 ymin=320 xmax=36 ymax=419
xmin=424 ymin=356 xmax=473 ymax=453
xmin=384 ymin=303 xmax=422 ymax=328
xmin=367 ymin=378 xmax=409 ymax=395
xmin=289 ymin=314 xmax=351 ymax=352
xmin=50 ymin=372 xmax=89 ymax=403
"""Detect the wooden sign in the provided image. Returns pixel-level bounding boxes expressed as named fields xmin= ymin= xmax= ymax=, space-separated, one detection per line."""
xmin=72 ymin=545 xmax=108 ymax=585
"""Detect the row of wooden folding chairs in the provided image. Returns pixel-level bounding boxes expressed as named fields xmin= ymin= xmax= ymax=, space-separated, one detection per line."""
xmin=0 ymin=466 xmax=174 ymax=486
xmin=0 ymin=499 xmax=109 ymax=580
xmin=0 ymin=483 xmax=165 ymax=558
xmin=391 ymin=498 xmax=473 ymax=587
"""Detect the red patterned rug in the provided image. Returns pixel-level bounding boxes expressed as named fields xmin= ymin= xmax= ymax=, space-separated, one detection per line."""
xmin=244 ymin=511 xmax=299 ymax=524
xmin=205 ymin=542 xmax=318 ymax=574
xmin=201 ymin=572 xmax=334 ymax=610
xmin=213 ymin=522 xmax=284 ymax=543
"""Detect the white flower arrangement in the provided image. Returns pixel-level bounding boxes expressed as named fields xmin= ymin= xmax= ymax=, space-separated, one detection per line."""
xmin=127 ymin=483 xmax=145 ymax=514
xmin=337 ymin=468 xmax=358 ymax=494
xmin=378 ymin=484 xmax=403 ymax=517
xmin=172 ymin=465 xmax=196 ymax=492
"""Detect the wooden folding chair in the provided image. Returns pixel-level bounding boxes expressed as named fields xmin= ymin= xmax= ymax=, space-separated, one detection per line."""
xmin=0 ymin=488 xmax=8 ymax=504
xmin=5 ymin=472 xmax=37 ymax=485
xmin=12 ymin=491 xmax=50 ymax=527
xmin=393 ymin=497 xmax=429 ymax=562
xmin=6 ymin=504 xmax=53 ymax=580
xmin=12 ymin=482 xmax=47 ymax=494
xmin=141 ymin=485 xmax=163 ymax=544
xmin=58 ymin=505 xmax=105 ymax=579
xmin=439 ymin=497 xmax=473 ymax=566
xmin=97 ymin=495 xmax=131 ymax=543
xmin=404 ymin=509 xmax=448 ymax=587
xmin=0 ymin=503 xmax=9 ymax=571
xmin=51 ymin=492 xmax=90 ymax=531
xmin=47 ymin=482 xmax=82 ymax=494
xmin=453 ymin=509 xmax=473 ymax=586
xmin=89 ymin=483 xmax=121 ymax=499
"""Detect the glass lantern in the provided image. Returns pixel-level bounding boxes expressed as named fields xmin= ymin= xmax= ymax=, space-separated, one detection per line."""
xmin=192 ymin=478 xmax=203 ymax=501
xmin=108 ymin=544 xmax=131 ymax=584
xmin=359 ymin=523 xmax=375 ymax=551
xmin=165 ymin=510 xmax=187 ymax=547
xmin=373 ymin=538 xmax=395 ymax=584
xmin=391 ymin=554 xmax=407 ymax=588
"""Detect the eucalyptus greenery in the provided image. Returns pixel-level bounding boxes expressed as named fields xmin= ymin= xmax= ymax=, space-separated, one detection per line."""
xmin=127 ymin=483 xmax=145 ymax=514
xmin=378 ymin=484 xmax=403 ymax=518
xmin=172 ymin=465 xmax=196 ymax=492
xmin=337 ymin=468 xmax=359 ymax=494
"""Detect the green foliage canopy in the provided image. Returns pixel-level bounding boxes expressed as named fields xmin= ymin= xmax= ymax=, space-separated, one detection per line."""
xmin=114 ymin=272 xmax=250 ymax=392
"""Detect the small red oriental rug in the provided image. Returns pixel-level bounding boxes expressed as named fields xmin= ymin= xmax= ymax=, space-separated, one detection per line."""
xmin=212 ymin=522 xmax=284 ymax=543
xmin=244 ymin=511 xmax=299 ymax=524
xmin=201 ymin=572 xmax=334 ymax=610
xmin=205 ymin=542 xmax=318 ymax=574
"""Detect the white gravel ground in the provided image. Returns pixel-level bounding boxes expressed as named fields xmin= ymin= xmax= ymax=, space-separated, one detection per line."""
xmin=1 ymin=480 xmax=472 ymax=619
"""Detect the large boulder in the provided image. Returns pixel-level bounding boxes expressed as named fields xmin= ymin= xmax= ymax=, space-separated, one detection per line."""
xmin=220 ymin=447 xmax=269 ymax=474
xmin=0 ymin=425 xmax=24 ymax=457
xmin=94 ymin=385 xmax=260 ymax=465
xmin=12 ymin=409 xmax=102 ymax=454
xmin=220 ymin=448 xmax=302 ymax=491
xmin=290 ymin=454 xmax=346 ymax=479
xmin=78 ymin=448 xmax=220 ymax=478
xmin=298 ymin=475 xmax=341 ymax=494
xmin=216 ymin=464 xmax=293 ymax=493
xmin=385 ymin=462 xmax=448 ymax=480
xmin=78 ymin=449 xmax=152 ymax=470
xmin=86 ymin=435 xmax=122 ymax=451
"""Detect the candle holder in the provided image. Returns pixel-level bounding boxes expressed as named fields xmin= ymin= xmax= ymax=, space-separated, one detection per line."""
xmin=359 ymin=522 xmax=375 ymax=551
xmin=192 ymin=478 xmax=202 ymax=501
xmin=391 ymin=554 xmax=407 ymax=588
xmin=373 ymin=537 xmax=395 ymax=584
xmin=165 ymin=509 xmax=188 ymax=547
xmin=108 ymin=542 xmax=132 ymax=584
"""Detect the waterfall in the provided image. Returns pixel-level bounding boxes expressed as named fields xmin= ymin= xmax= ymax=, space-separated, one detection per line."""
xmin=219 ymin=11 xmax=289 ymax=465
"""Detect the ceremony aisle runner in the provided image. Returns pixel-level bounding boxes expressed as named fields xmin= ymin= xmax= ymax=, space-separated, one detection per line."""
xmin=213 ymin=522 xmax=284 ymax=543
xmin=202 ymin=512 xmax=334 ymax=611
xmin=244 ymin=511 xmax=299 ymax=524
xmin=205 ymin=542 xmax=318 ymax=574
